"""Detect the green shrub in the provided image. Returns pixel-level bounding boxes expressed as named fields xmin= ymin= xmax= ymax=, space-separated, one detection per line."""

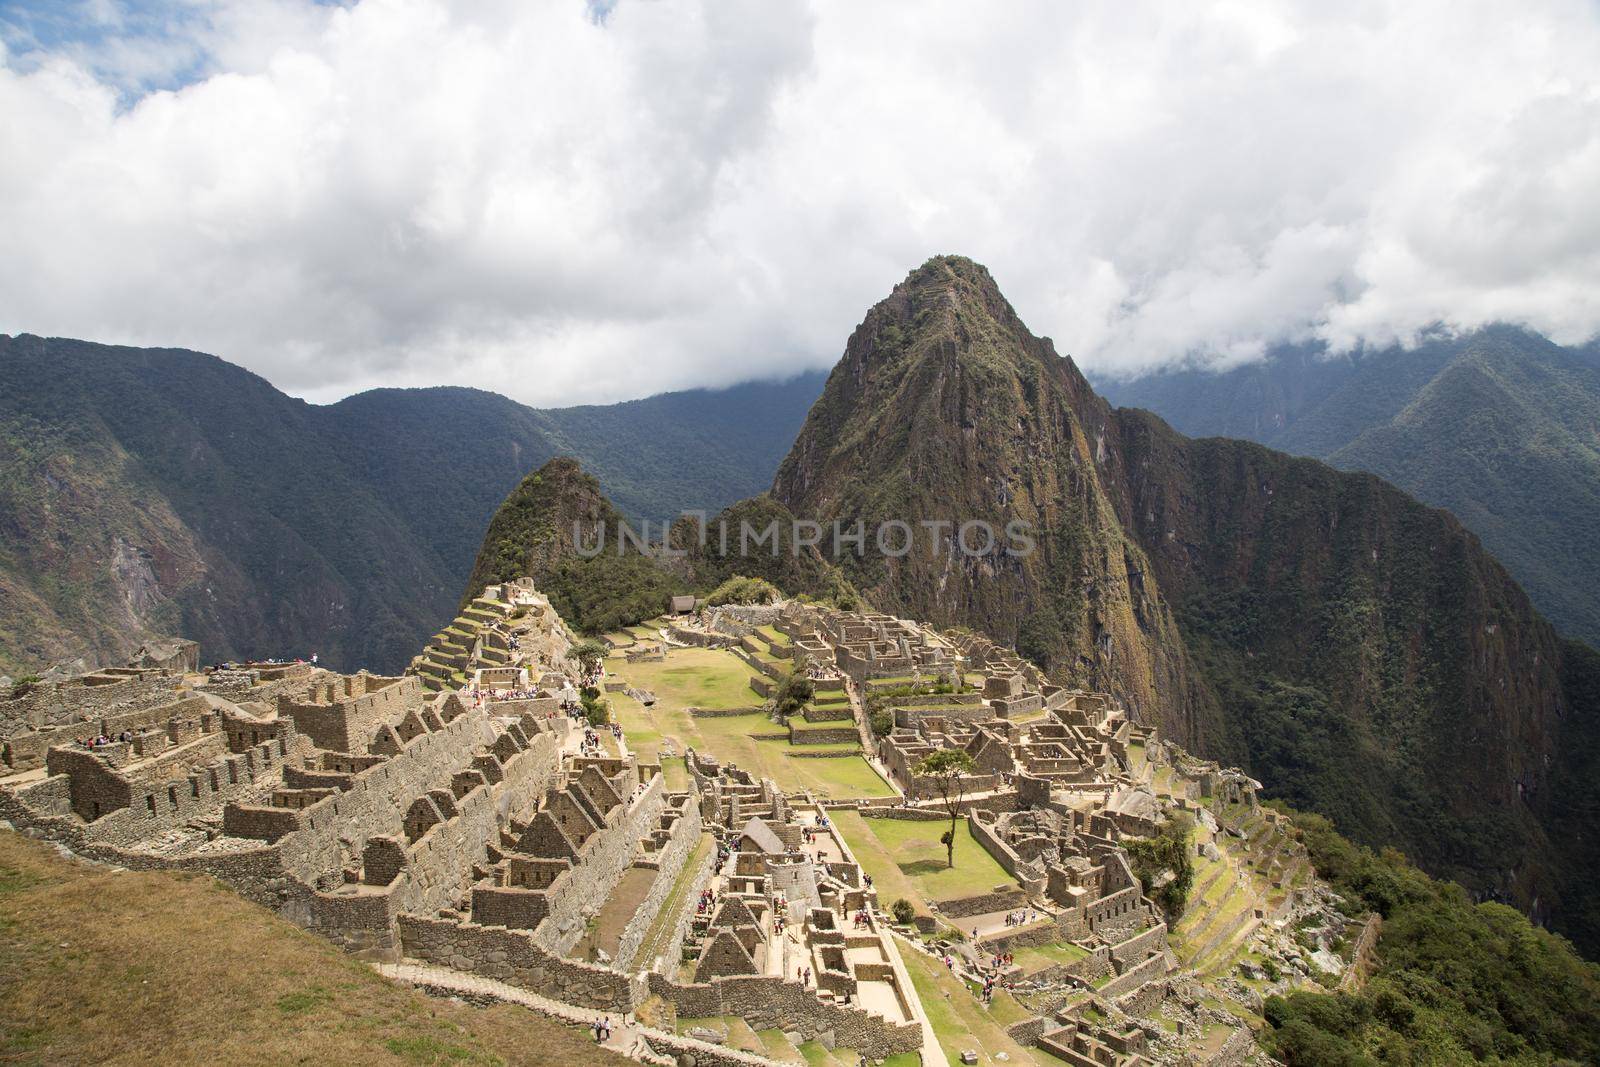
xmin=579 ymin=686 xmax=611 ymax=727
xmin=891 ymin=898 xmax=917 ymax=926
xmin=1258 ymin=809 xmax=1600 ymax=1064
xmin=1123 ymin=814 xmax=1194 ymax=922
xmin=706 ymin=575 xmax=781 ymax=607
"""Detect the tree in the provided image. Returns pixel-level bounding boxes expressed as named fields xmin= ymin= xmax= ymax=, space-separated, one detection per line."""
xmin=914 ymin=749 xmax=977 ymax=868
xmin=772 ymin=670 xmax=814 ymax=722
xmin=571 ymin=639 xmax=607 ymax=674
xmin=579 ymin=686 xmax=611 ymax=727
xmin=706 ymin=574 xmax=781 ymax=606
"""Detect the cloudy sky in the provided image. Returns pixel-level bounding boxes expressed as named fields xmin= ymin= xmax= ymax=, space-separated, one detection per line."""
xmin=2 ymin=0 xmax=1598 ymax=406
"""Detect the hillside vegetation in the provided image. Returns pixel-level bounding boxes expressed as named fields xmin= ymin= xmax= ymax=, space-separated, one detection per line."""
xmin=1263 ymin=809 xmax=1600 ymax=1066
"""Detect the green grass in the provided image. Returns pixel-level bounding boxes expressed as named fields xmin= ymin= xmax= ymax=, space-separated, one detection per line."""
xmin=757 ymin=1028 xmax=805 ymax=1063
xmin=618 ymin=647 xmax=759 ymax=709
xmin=1011 ymin=942 xmax=1088 ymax=974
xmin=608 ymin=649 xmax=894 ymax=799
xmin=659 ymin=756 xmax=689 ymax=791
xmin=899 ymin=939 xmax=1044 ymax=1067
xmin=0 ymin=830 xmax=628 ymax=1066
xmin=797 ymin=1040 xmax=834 ymax=1067
xmin=833 ymin=812 xmax=1017 ymax=906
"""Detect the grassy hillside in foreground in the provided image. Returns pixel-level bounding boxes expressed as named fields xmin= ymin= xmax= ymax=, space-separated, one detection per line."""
xmin=0 ymin=830 xmax=628 ymax=1066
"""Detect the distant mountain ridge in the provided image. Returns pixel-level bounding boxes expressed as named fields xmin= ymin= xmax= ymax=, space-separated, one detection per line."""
xmin=0 ymin=333 xmax=823 ymax=677
xmin=1096 ymin=327 xmax=1600 ymax=646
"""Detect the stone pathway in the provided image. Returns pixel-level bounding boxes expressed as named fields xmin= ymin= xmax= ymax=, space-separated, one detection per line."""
xmin=375 ymin=961 xmax=781 ymax=1067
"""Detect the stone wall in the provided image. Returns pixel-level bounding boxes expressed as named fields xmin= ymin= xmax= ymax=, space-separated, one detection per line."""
xmin=968 ymin=811 xmax=1046 ymax=896
xmin=1098 ymin=949 xmax=1168 ymax=998
xmin=276 ymin=674 xmax=420 ymax=753
xmin=657 ymin=844 xmax=718 ymax=975
xmin=615 ymin=796 xmax=703 ymax=971
xmin=1109 ymin=922 xmax=1166 ymax=968
xmin=399 ymin=914 xmax=647 ymax=1011
xmin=268 ymin=707 xmax=511 ymax=887
xmin=935 ymin=888 xmax=1029 ymax=919
xmin=1206 ymin=1025 xmax=1260 ymax=1067
xmin=48 ymin=732 xmax=304 ymax=849
xmin=1 ymin=673 xmax=184 ymax=739
xmin=534 ymin=772 xmax=667 ymax=955
xmin=648 ymin=973 xmax=922 ymax=1060
xmin=976 ymin=914 xmax=1081 ymax=954
xmin=1006 ymin=1016 xmax=1050 ymax=1047
xmin=1114 ymin=975 xmax=1168 ymax=1017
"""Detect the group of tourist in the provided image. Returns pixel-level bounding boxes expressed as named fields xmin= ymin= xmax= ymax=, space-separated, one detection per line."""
xmin=579 ymin=726 xmax=607 ymax=757
xmin=468 ymin=685 xmax=542 ymax=704
xmin=76 ymin=730 xmax=133 ymax=749
xmin=696 ymin=886 xmax=719 ymax=916
xmin=589 ymin=1016 xmax=615 ymax=1043
xmin=1002 ymin=908 xmax=1035 ymax=927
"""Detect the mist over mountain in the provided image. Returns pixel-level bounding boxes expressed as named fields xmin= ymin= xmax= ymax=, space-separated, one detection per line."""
xmin=1097 ymin=328 xmax=1600 ymax=647
xmin=0 ymin=333 xmax=820 ymax=677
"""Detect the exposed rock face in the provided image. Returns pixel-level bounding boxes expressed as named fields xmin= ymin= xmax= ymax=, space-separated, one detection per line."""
xmin=772 ymin=257 xmax=1214 ymax=746
xmin=771 ymin=255 xmax=1599 ymax=951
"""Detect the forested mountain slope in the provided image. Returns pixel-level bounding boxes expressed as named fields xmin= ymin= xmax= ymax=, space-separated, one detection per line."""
xmin=1098 ymin=328 xmax=1600 ymax=647
xmin=0 ymin=335 xmax=819 ymax=676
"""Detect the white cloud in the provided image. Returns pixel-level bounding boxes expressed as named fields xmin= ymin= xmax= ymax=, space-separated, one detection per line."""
xmin=2 ymin=0 xmax=1599 ymax=404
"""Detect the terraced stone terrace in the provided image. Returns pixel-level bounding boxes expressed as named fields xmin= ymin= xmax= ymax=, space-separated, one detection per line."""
xmin=604 ymin=642 xmax=896 ymax=802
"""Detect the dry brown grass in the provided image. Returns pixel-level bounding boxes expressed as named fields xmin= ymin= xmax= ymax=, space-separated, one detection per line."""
xmin=0 ymin=830 xmax=630 ymax=1066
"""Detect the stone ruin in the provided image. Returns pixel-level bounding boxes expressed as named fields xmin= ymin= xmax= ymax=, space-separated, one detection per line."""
xmin=0 ymin=581 xmax=931 ymax=1065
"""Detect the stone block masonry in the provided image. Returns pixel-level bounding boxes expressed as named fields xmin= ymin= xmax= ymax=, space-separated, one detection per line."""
xmin=615 ymin=795 xmax=703 ymax=971
xmin=647 ymin=973 xmax=923 ymax=1060
xmin=532 ymin=772 xmax=667 ymax=955
xmin=275 ymin=674 xmax=421 ymax=753
xmin=400 ymin=915 xmax=647 ymax=1011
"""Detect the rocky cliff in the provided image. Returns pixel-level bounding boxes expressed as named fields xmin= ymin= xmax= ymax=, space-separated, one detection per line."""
xmin=771 ymin=255 xmax=1600 ymax=952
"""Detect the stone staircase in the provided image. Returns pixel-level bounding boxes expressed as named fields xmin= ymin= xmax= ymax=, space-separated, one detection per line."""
xmin=408 ymin=595 xmax=516 ymax=693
